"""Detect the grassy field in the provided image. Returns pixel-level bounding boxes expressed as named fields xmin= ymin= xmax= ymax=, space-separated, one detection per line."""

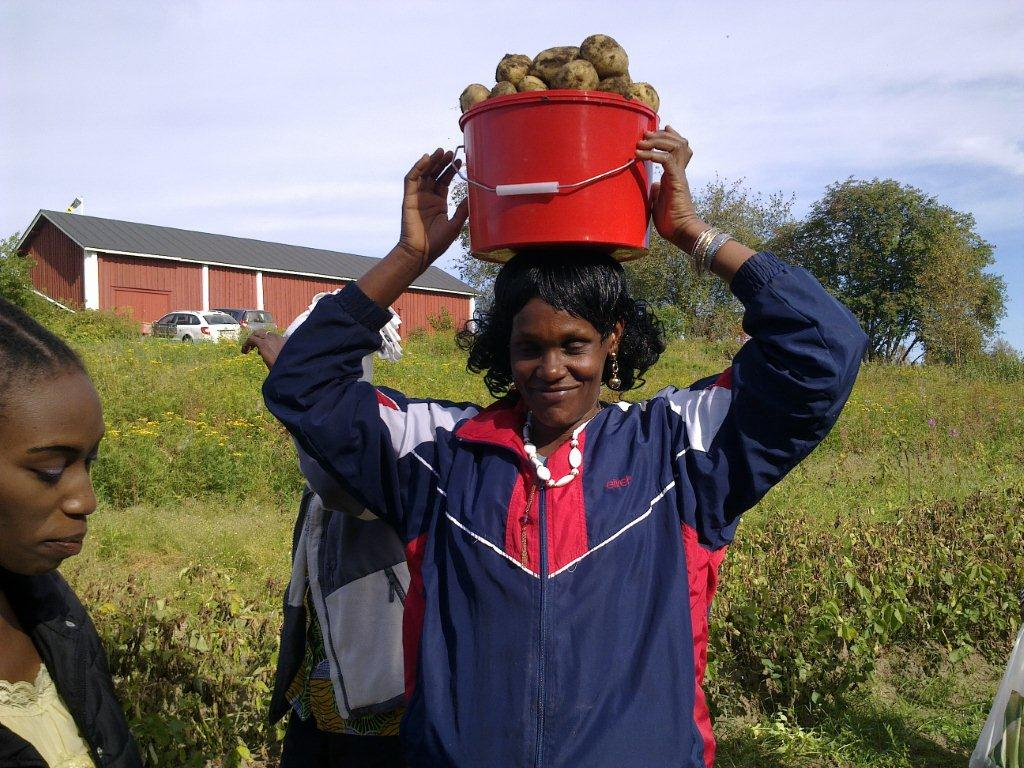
xmin=60 ymin=332 xmax=1024 ymax=766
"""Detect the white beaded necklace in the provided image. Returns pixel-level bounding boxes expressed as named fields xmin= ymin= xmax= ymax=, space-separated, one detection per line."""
xmin=522 ymin=409 xmax=599 ymax=488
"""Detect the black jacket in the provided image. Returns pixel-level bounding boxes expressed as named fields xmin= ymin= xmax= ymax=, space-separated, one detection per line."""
xmin=0 ymin=569 xmax=142 ymax=767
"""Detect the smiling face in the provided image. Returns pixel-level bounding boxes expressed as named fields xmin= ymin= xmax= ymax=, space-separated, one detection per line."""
xmin=0 ymin=371 xmax=104 ymax=575
xmin=510 ymin=298 xmax=620 ymax=445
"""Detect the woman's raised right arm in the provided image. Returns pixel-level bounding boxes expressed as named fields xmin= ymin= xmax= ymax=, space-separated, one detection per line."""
xmin=263 ymin=284 xmax=478 ymax=536
xmin=358 ymin=148 xmax=468 ymax=308
xmin=262 ymin=150 xmax=472 ymax=536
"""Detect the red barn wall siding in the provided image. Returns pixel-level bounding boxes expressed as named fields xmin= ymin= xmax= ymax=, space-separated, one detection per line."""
xmin=71 ymin=252 xmax=472 ymax=332
xmin=98 ymin=254 xmax=202 ymax=322
xmin=393 ymin=290 xmax=471 ymax=333
xmin=26 ymin=220 xmax=84 ymax=306
xmin=209 ymin=266 xmax=257 ymax=309
xmin=262 ymin=272 xmax=471 ymax=334
xmin=262 ymin=273 xmax=347 ymax=328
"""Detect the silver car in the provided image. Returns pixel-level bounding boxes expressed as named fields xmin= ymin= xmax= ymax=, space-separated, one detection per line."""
xmin=214 ymin=308 xmax=276 ymax=333
xmin=151 ymin=311 xmax=240 ymax=342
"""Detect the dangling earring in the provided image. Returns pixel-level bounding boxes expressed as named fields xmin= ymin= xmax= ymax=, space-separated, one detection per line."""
xmin=607 ymin=352 xmax=622 ymax=391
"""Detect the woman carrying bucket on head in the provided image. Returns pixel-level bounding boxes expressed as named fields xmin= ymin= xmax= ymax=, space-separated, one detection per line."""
xmin=263 ymin=124 xmax=867 ymax=767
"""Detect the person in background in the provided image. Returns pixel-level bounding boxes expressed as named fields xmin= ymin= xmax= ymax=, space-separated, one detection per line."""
xmin=244 ymin=302 xmax=407 ymax=768
xmin=0 ymin=296 xmax=142 ymax=768
xmin=261 ymin=134 xmax=867 ymax=767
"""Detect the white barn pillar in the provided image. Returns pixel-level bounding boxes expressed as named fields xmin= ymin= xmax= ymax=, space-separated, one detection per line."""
xmin=201 ymin=265 xmax=210 ymax=311
xmin=256 ymin=271 xmax=264 ymax=310
xmin=83 ymin=250 xmax=100 ymax=309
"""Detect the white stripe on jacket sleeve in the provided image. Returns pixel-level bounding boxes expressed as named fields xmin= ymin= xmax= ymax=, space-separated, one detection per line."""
xmin=654 ymin=385 xmax=733 ymax=453
xmin=378 ymin=399 xmax=480 ymax=460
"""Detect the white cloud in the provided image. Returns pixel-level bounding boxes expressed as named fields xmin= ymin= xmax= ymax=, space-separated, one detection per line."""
xmin=949 ymin=135 xmax=1024 ymax=178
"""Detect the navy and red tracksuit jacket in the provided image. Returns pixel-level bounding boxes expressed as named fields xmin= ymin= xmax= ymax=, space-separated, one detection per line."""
xmin=263 ymin=252 xmax=868 ymax=768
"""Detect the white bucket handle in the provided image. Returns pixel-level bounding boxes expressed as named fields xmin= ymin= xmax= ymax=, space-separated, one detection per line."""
xmin=451 ymin=145 xmax=641 ymax=197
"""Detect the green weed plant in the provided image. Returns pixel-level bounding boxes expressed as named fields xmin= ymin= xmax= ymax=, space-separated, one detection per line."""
xmin=79 ymin=568 xmax=282 ymax=766
xmin=708 ymin=487 xmax=1024 ymax=713
xmin=59 ymin=332 xmax=1024 ymax=765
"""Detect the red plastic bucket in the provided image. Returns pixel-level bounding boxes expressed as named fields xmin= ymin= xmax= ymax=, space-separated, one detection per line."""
xmin=458 ymin=90 xmax=658 ymax=263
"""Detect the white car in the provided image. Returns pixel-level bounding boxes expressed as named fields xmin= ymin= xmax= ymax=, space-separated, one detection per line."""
xmin=151 ymin=311 xmax=240 ymax=342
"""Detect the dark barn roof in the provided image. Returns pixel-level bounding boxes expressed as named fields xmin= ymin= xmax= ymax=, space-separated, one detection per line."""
xmin=20 ymin=210 xmax=475 ymax=295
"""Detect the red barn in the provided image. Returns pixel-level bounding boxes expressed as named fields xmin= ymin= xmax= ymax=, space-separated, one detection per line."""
xmin=17 ymin=210 xmax=477 ymax=332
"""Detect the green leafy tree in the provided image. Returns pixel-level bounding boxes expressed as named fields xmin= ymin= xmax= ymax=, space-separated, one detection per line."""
xmin=0 ymin=231 xmax=36 ymax=307
xmin=451 ymin=181 xmax=501 ymax=301
xmin=453 ymin=177 xmax=794 ymax=341
xmin=914 ymin=222 xmax=1006 ymax=364
xmin=623 ymin=231 xmax=734 ymax=339
xmin=625 ymin=177 xmax=794 ymax=340
xmin=981 ymin=338 xmax=1024 ymax=382
xmin=771 ymin=179 xmax=1006 ymax=364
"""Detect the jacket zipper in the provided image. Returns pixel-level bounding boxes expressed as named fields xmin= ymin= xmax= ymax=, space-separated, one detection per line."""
xmin=535 ymin=486 xmax=549 ymax=768
xmin=520 ymin=483 xmax=537 ymax=567
xmin=455 ymin=430 xmax=554 ymax=766
xmin=384 ymin=566 xmax=406 ymax=605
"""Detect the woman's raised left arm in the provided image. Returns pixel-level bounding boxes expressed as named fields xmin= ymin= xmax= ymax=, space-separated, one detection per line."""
xmin=636 ymin=125 xmax=757 ymax=283
xmin=639 ymin=129 xmax=868 ymax=547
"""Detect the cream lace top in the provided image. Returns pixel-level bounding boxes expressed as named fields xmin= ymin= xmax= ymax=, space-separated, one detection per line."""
xmin=0 ymin=664 xmax=96 ymax=767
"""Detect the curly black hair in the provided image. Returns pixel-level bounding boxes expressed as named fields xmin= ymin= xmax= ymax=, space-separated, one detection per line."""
xmin=456 ymin=249 xmax=666 ymax=397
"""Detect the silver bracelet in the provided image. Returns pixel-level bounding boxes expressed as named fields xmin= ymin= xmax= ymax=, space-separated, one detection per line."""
xmin=703 ymin=232 xmax=733 ymax=273
xmin=690 ymin=227 xmax=719 ymax=274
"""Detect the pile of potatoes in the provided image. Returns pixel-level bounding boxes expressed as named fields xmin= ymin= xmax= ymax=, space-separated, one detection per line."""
xmin=459 ymin=35 xmax=660 ymax=115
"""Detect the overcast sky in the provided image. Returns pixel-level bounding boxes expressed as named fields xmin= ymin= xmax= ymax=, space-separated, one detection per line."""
xmin=3 ymin=1 xmax=1022 ymax=347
